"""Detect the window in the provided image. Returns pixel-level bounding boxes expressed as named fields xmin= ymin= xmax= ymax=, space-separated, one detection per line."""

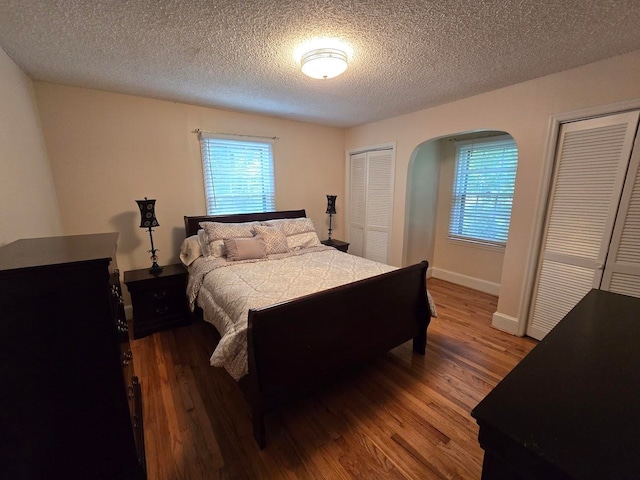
xmin=449 ymin=135 xmax=518 ymax=247
xmin=199 ymin=133 xmax=275 ymax=215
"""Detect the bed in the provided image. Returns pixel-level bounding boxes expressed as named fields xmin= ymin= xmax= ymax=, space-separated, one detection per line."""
xmin=183 ymin=209 xmax=432 ymax=448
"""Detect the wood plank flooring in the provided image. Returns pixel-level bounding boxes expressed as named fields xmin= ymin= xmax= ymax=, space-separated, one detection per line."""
xmin=131 ymin=278 xmax=537 ymax=479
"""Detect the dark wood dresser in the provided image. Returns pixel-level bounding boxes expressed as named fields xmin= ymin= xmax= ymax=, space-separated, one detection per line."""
xmin=472 ymin=289 xmax=640 ymax=480
xmin=0 ymin=233 xmax=146 ymax=480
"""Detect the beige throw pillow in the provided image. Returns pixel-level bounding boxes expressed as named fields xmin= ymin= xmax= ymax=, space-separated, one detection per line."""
xmin=223 ymin=236 xmax=267 ymax=261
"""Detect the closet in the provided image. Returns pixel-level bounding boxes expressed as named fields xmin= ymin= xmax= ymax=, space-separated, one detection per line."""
xmin=527 ymin=110 xmax=640 ymax=340
xmin=349 ymin=147 xmax=395 ymax=264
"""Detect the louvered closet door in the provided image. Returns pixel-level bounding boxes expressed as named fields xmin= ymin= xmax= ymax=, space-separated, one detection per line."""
xmin=527 ymin=111 xmax=640 ymax=340
xmin=349 ymin=149 xmax=394 ymax=264
xmin=364 ymin=150 xmax=394 ymax=263
xmin=601 ymin=133 xmax=640 ymax=298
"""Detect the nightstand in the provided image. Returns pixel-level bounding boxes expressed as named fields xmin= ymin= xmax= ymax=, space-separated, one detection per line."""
xmin=124 ymin=263 xmax=190 ymax=339
xmin=321 ymin=238 xmax=349 ymax=253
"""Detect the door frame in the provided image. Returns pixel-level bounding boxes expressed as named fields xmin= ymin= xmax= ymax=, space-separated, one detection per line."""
xmin=518 ymin=99 xmax=640 ymax=337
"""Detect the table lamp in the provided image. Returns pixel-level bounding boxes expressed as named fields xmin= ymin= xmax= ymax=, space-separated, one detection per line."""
xmin=326 ymin=194 xmax=337 ymax=241
xmin=136 ymin=197 xmax=163 ymax=274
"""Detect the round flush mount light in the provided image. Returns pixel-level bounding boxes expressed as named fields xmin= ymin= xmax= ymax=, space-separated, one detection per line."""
xmin=300 ymin=48 xmax=348 ymax=79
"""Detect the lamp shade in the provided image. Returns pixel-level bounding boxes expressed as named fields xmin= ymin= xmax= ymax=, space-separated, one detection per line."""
xmin=136 ymin=197 xmax=159 ymax=228
xmin=326 ymin=195 xmax=337 ymax=215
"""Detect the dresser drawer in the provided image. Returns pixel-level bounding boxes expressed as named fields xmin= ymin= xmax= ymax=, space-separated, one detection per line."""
xmin=131 ymin=284 xmax=185 ymax=317
xmin=127 ymin=376 xmax=146 ymax=471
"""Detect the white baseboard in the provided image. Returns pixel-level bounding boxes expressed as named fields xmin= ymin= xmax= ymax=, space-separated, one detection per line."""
xmin=430 ymin=267 xmax=500 ymax=296
xmin=124 ymin=304 xmax=133 ymax=321
xmin=491 ymin=311 xmax=519 ymax=335
xmin=426 ymin=266 xmax=433 ymax=278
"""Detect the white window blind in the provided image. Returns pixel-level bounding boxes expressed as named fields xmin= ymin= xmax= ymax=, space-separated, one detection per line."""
xmin=449 ymin=135 xmax=518 ymax=247
xmin=199 ymin=134 xmax=275 ymax=215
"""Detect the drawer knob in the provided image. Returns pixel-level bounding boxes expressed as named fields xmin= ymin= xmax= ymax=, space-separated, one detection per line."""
xmin=121 ymin=350 xmax=133 ymax=366
xmin=153 ymin=290 xmax=167 ymax=299
xmin=155 ymin=306 xmax=169 ymax=315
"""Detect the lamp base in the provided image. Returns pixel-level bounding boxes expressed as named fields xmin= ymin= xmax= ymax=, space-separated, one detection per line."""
xmin=149 ymin=261 xmax=163 ymax=275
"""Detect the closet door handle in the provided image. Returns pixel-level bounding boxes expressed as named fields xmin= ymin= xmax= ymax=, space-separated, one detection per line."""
xmin=596 ymin=263 xmax=604 ymax=270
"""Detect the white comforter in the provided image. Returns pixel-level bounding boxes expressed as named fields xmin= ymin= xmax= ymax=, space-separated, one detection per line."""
xmin=187 ymin=246 xmax=434 ymax=380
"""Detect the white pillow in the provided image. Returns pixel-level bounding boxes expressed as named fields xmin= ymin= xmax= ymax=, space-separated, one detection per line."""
xmin=287 ymin=231 xmax=321 ymax=250
xmin=179 ymin=235 xmax=202 ymax=266
xmin=197 ymin=229 xmax=211 ymax=257
xmin=263 ymin=218 xmax=321 ymax=250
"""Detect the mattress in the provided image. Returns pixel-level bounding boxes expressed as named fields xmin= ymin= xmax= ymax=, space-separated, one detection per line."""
xmin=187 ymin=246 xmax=435 ymax=380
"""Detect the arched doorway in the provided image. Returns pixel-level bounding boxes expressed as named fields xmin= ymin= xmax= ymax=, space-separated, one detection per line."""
xmin=404 ymin=130 xmax=516 ymax=296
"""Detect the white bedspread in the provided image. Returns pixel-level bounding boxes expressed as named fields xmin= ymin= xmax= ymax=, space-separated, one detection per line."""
xmin=187 ymin=247 xmax=435 ymax=380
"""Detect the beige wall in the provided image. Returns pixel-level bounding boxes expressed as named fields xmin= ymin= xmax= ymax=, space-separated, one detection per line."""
xmin=34 ymin=83 xmax=345 ymax=303
xmin=346 ymin=49 xmax=640 ymax=333
xmin=432 ymin=138 xmax=504 ymax=291
xmin=0 ymin=49 xmax=61 ymax=246
xmin=12 ymin=48 xmax=640 ymax=333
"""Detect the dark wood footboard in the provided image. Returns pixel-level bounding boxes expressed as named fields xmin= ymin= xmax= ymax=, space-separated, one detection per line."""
xmin=244 ymin=260 xmax=430 ymax=448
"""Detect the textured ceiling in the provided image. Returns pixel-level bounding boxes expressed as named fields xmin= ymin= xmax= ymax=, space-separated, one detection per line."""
xmin=1 ymin=0 xmax=640 ymax=127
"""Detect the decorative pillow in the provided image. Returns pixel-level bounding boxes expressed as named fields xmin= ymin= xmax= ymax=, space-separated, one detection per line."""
xmin=287 ymin=231 xmax=322 ymax=250
xmin=252 ymin=225 xmax=290 ymax=254
xmin=199 ymin=221 xmax=258 ymax=258
xmin=263 ymin=217 xmax=321 ymax=250
xmin=223 ymin=236 xmax=267 ymax=261
xmin=263 ymin=217 xmax=314 ymax=235
xmin=179 ymin=235 xmax=202 ymax=266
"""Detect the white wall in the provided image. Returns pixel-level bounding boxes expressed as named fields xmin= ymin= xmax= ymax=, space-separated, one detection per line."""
xmin=33 ymin=82 xmax=346 ymax=304
xmin=0 ymin=49 xmax=61 ymax=246
xmin=345 ymin=49 xmax=640 ymax=334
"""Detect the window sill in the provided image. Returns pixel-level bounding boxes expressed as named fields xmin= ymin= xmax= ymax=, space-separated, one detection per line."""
xmin=447 ymin=236 xmax=506 ymax=253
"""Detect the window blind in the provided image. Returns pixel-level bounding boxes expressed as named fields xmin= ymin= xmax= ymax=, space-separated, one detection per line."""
xmin=199 ymin=135 xmax=275 ymax=215
xmin=449 ymin=136 xmax=518 ymax=246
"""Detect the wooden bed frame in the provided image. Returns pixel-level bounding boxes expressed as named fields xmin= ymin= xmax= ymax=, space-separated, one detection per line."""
xmin=184 ymin=209 xmax=431 ymax=448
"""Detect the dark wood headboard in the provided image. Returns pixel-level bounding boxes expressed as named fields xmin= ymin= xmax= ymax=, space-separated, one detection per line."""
xmin=183 ymin=209 xmax=307 ymax=237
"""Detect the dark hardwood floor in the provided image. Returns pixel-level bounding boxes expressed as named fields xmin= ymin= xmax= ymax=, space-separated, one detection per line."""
xmin=131 ymin=278 xmax=537 ymax=479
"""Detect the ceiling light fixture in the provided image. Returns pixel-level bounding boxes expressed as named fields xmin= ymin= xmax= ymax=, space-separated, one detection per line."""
xmin=300 ymin=48 xmax=348 ymax=79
